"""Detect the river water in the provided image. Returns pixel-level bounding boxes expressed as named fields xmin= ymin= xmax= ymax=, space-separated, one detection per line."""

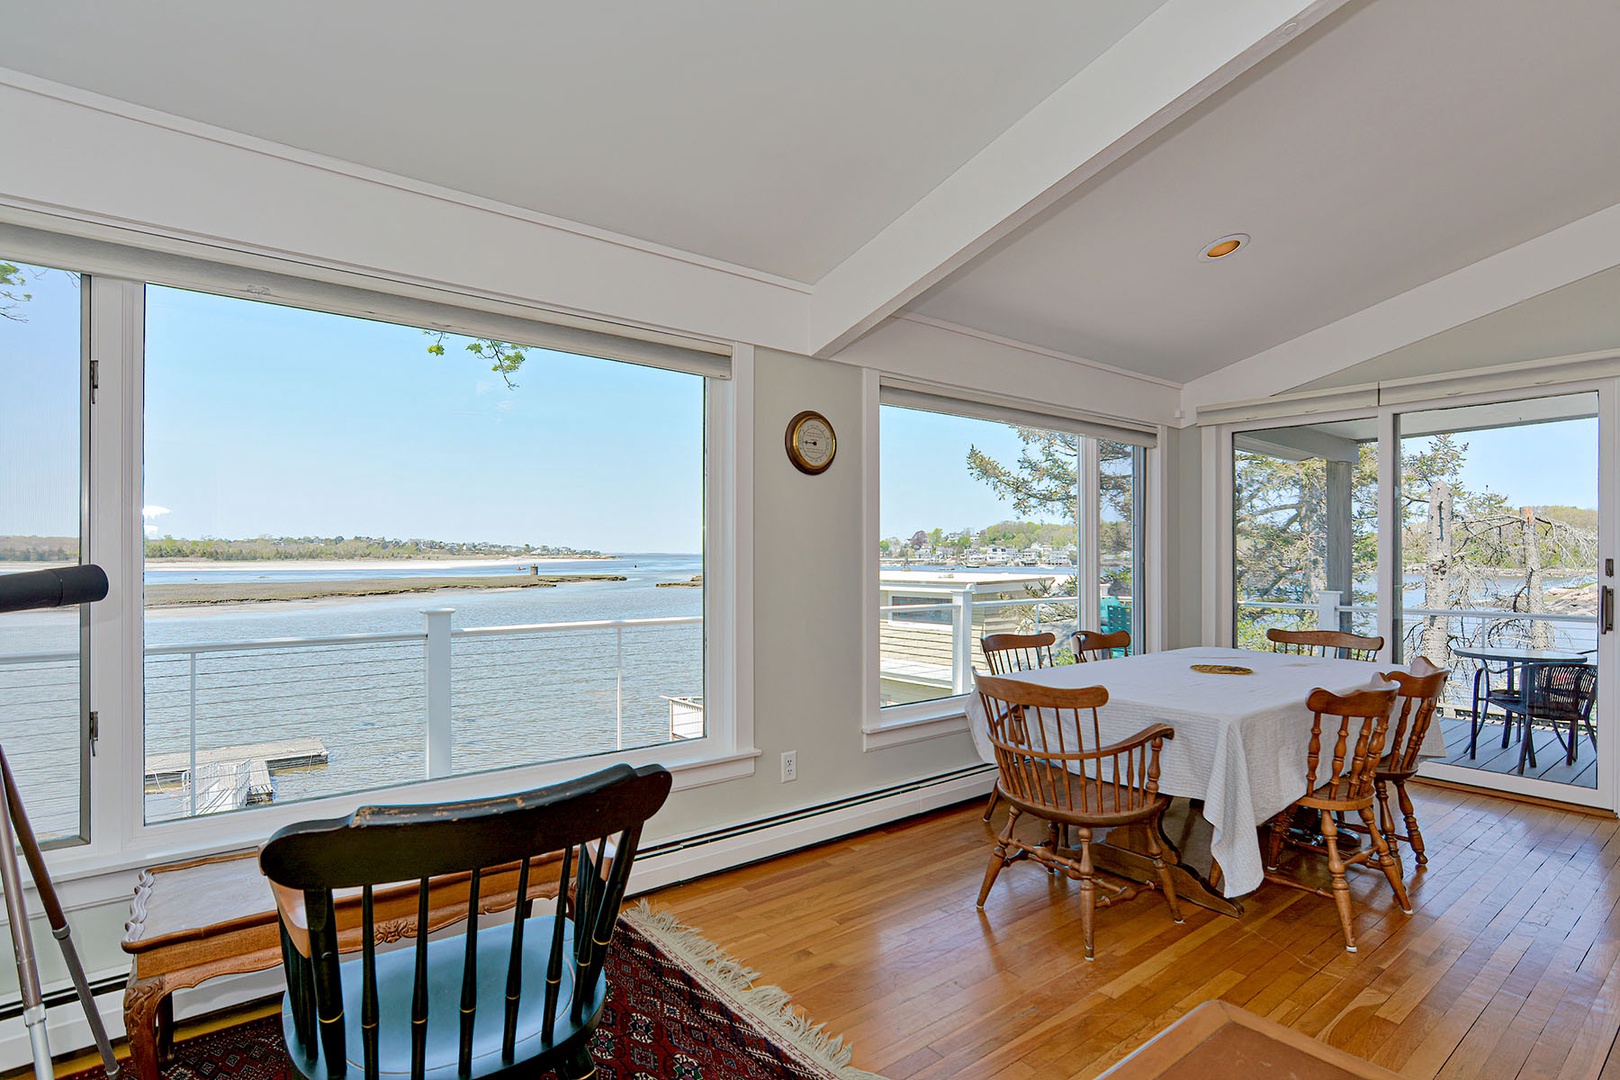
xmin=0 ymin=554 xmax=703 ymax=835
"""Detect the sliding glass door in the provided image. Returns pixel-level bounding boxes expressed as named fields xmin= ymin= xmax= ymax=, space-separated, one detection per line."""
xmin=1227 ymin=386 xmax=1613 ymax=810
xmin=1396 ymin=393 xmax=1603 ymax=802
xmin=1232 ymin=419 xmax=1380 ymax=648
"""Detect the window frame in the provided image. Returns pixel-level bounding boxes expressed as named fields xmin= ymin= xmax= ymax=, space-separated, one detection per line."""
xmin=1207 ymin=377 xmax=1617 ymax=811
xmin=13 ymin=250 xmax=757 ymax=889
xmin=861 ymin=371 xmax=1157 ymax=750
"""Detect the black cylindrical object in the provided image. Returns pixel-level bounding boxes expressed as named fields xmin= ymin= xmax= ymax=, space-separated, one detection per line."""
xmin=0 ymin=565 xmax=109 ymax=615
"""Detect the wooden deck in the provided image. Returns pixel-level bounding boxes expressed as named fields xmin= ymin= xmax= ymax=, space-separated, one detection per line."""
xmin=649 ymin=786 xmax=1620 ymax=1079
xmin=1436 ymin=715 xmax=1597 ymax=790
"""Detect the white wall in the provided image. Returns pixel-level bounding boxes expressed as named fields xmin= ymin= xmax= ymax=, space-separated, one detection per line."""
xmin=1163 ymin=425 xmax=1206 ymax=649
xmin=0 ymin=76 xmax=1176 ymax=1058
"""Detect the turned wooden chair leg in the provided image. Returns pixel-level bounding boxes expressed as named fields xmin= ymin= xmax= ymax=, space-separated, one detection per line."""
xmin=1375 ymin=781 xmax=1401 ymax=875
xmin=1142 ymin=813 xmax=1184 ymax=924
xmin=1077 ymin=829 xmax=1097 ymax=961
xmin=1395 ymin=779 xmax=1427 ymax=865
xmin=977 ymin=808 xmax=1020 ymax=907
xmin=1266 ymin=811 xmax=1288 ymax=870
xmin=982 ymin=787 xmax=1001 ymax=823
xmin=1360 ymin=805 xmax=1413 ymax=914
xmin=1321 ymin=810 xmax=1357 ymax=952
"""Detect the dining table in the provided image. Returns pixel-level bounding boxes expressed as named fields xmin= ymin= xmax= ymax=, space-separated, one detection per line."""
xmin=966 ymin=646 xmax=1445 ymax=913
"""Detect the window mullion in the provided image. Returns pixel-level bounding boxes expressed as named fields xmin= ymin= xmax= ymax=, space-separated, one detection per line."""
xmin=85 ymin=276 xmax=145 ymax=856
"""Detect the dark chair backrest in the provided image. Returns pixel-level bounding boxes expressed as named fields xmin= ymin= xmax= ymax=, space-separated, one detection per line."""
xmin=1530 ymin=662 xmax=1598 ymax=719
xmin=260 ymin=764 xmax=672 ymax=1080
xmin=981 ymin=631 xmax=1056 ymax=674
xmin=1379 ymin=658 xmax=1448 ymax=775
xmin=1073 ymin=628 xmax=1131 ymax=662
xmin=1300 ymin=686 xmax=1397 ymax=805
xmin=1267 ymin=627 xmax=1383 ymax=662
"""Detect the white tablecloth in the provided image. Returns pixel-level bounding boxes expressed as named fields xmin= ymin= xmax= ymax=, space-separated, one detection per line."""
xmin=966 ymin=646 xmax=1446 ymax=898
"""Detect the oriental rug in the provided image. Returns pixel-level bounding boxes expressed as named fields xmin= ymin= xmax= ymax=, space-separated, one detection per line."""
xmin=68 ymin=905 xmax=883 ymax=1080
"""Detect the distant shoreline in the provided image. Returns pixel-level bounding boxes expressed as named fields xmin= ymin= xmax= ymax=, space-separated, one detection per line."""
xmin=145 ymin=573 xmax=628 ymax=607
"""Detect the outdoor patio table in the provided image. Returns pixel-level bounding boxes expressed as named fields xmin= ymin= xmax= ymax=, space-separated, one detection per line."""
xmin=966 ymin=646 xmax=1443 ymax=908
xmin=1452 ymin=643 xmax=1590 ymax=771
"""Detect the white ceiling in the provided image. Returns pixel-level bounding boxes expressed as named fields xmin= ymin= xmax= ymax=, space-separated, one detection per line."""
xmin=0 ymin=0 xmax=1165 ymax=284
xmin=906 ymin=0 xmax=1620 ymax=384
xmin=1302 ymin=266 xmax=1620 ymax=392
xmin=3 ymin=0 xmax=1619 ymax=397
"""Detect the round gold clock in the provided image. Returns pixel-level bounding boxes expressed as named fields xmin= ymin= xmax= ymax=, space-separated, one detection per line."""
xmin=785 ymin=410 xmax=837 ymax=475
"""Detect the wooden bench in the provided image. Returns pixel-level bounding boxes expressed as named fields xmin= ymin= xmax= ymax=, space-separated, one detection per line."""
xmin=120 ymin=848 xmax=562 ymax=1080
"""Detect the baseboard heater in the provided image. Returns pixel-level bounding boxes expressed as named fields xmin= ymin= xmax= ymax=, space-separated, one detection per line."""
xmin=635 ymin=763 xmax=993 ymax=864
xmin=0 ymin=974 xmax=127 ymax=1022
xmin=0 ymin=767 xmax=994 ymax=1021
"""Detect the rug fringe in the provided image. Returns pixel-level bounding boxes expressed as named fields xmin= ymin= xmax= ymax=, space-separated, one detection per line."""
xmin=622 ymin=902 xmax=889 ymax=1080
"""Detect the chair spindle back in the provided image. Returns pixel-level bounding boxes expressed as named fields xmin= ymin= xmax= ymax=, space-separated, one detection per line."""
xmin=1072 ymin=629 xmax=1130 ymax=662
xmin=1301 ymin=686 xmax=1397 ymax=804
xmin=981 ymin=632 xmax=1056 ymax=675
xmin=1267 ymin=628 xmax=1384 ymax=661
xmin=1379 ymin=658 xmax=1447 ymax=775
xmin=975 ymin=673 xmax=1171 ymax=819
xmin=262 ymin=764 xmax=672 ymax=1080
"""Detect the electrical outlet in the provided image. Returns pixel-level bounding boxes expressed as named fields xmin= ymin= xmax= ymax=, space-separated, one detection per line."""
xmin=781 ymin=751 xmax=797 ymax=782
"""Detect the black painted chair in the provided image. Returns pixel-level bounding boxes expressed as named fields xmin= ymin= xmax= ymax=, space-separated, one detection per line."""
xmin=260 ymin=764 xmax=672 ymax=1080
xmin=1497 ymin=663 xmax=1597 ymax=774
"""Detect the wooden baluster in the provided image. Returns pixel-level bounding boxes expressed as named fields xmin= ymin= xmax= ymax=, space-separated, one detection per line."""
xmin=458 ymin=868 xmax=481 ymax=1076
xmin=542 ymin=845 xmax=573 ymax=1046
xmin=411 ymin=879 xmax=429 ymax=1080
xmin=279 ymin=923 xmax=317 ymax=1061
xmin=575 ymin=825 xmax=642 ymax=1022
xmin=502 ymin=856 xmax=531 ymax=1060
xmin=361 ymin=886 xmax=378 ymax=1080
xmin=305 ymin=889 xmax=346 ymax=1080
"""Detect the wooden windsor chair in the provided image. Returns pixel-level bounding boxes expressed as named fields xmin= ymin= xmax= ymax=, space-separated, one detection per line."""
xmin=977 ymin=632 xmax=1058 ymax=824
xmin=1072 ymin=629 xmax=1131 ymax=662
xmin=1340 ymin=658 xmax=1447 ymax=869
xmin=260 ymin=764 xmax=672 ymax=1080
xmin=974 ymin=672 xmax=1182 ymax=961
xmin=1263 ymin=686 xmax=1411 ymax=952
xmin=1265 ymin=627 xmax=1383 ymax=661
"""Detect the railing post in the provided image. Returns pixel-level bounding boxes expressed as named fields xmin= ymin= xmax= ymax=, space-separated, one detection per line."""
xmin=188 ymin=652 xmax=198 ymax=817
xmin=615 ymin=625 xmax=624 ymax=750
xmin=953 ymin=585 xmax=976 ymax=694
xmin=423 ymin=608 xmax=455 ymax=779
xmin=1315 ymin=590 xmax=1342 ymax=633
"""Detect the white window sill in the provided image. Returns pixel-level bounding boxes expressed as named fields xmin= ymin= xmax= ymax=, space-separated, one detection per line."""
xmin=863 ymin=695 xmax=971 ymax=751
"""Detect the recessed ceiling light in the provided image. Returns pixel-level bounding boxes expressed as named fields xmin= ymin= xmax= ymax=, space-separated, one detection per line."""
xmin=1200 ymin=234 xmax=1249 ymax=262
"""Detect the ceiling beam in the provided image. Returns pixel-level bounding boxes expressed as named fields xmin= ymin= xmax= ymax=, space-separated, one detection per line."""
xmin=808 ymin=0 xmax=1351 ymax=359
xmin=1182 ymin=200 xmax=1620 ymax=417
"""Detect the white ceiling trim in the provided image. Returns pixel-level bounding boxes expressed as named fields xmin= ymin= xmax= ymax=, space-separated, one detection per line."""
xmin=831 ymin=315 xmax=1181 ymax=428
xmin=1182 ymin=199 xmax=1620 ymax=415
xmin=0 ymin=75 xmax=811 ymax=353
xmin=888 ymin=312 xmax=1183 ymax=390
xmin=804 ymin=0 xmax=1351 ymax=359
xmin=0 ymin=66 xmax=816 ymax=294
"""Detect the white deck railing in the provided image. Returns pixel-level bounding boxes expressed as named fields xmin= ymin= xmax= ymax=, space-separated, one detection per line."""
xmin=0 ymin=611 xmax=703 ymax=821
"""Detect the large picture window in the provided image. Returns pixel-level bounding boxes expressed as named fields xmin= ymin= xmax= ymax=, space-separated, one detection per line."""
xmin=1232 ymin=420 xmax=1380 ymax=647
xmin=141 ymin=287 xmax=707 ymax=821
xmin=0 ymin=257 xmax=86 ymax=842
xmin=877 ymin=400 xmax=1147 ymax=710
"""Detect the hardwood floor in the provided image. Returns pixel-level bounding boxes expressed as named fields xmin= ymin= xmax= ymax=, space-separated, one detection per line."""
xmin=646 ymin=783 xmax=1620 ymax=1080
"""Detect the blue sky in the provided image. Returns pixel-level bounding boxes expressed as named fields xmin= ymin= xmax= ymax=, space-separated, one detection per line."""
xmin=0 ymin=258 xmax=1605 ymax=553
xmin=141 ymin=286 xmax=705 ymax=552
